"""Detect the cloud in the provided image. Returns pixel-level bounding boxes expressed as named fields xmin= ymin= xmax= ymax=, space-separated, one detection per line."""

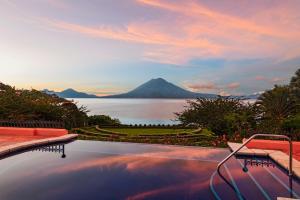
xmin=184 ymin=80 xmax=240 ymax=96
xmin=185 ymin=82 xmax=217 ymax=91
xmin=227 ymin=82 xmax=240 ymax=89
xmin=45 ymin=19 xmax=221 ymax=65
xmin=137 ymin=0 xmax=300 ymax=38
xmin=185 ymin=81 xmax=240 ymax=91
xmin=137 ymin=0 xmax=300 ymax=61
xmin=254 ymin=75 xmax=286 ymax=84
xmin=255 ymin=75 xmax=267 ymax=81
xmin=35 ymin=0 xmax=300 ymax=65
xmin=219 ymin=91 xmax=230 ymax=96
xmin=1 ymin=0 xmax=299 ymax=94
xmin=270 ymin=77 xmax=285 ymax=83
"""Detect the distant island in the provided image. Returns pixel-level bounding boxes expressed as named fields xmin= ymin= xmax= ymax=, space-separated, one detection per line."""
xmin=43 ymin=78 xmax=259 ymax=99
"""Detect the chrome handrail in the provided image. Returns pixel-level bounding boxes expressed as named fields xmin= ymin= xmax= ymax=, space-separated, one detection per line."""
xmin=217 ymin=134 xmax=293 ymax=177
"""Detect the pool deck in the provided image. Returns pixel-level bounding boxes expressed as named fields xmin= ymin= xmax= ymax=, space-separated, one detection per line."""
xmin=0 ymin=127 xmax=77 ymax=157
xmin=0 ymin=134 xmax=78 ymax=157
xmin=228 ymin=141 xmax=300 ymax=179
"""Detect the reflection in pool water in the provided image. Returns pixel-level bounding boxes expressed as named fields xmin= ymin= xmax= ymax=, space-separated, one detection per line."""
xmin=0 ymin=140 xmax=299 ymax=200
xmin=0 ymin=141 xmax=228 ymax=200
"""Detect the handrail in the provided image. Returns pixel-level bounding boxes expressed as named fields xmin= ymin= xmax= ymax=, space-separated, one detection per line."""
xmin=217 ymin=134 xmax=293 ymax=177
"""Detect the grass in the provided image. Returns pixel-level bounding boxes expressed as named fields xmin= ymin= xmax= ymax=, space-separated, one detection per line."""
xmin=102 ymin=128 xmax=196 ymax=136
xmin=73 ymin=126 xmax=217 ymax=147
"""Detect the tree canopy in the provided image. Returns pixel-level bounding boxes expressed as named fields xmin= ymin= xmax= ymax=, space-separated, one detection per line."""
xmin=176 ymin=97 xmax=257 ymax=135
xmin=88 ymin=115 xmax=121 ymax=126
xmin=176 ymin=68 xmax=300 ymax=138
xmin=0 ymin=83 xmax=88 ymax=129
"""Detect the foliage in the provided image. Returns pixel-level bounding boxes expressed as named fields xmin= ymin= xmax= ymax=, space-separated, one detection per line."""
xmin=175 ymin=97 xmax=258 ymax=135
xmin=175 ymin=68 xmax=300 ymax=140
xmin=283 ymin=114 xmax=300 ymax=139
xmin=290 ymin=68 xmax=300 ymax=112
xmin=256 ymin=85 xmax=296 ymax=133
xmin=88 ymin=115 xmax=121 ymax=126
xmin=0 ymin=83 xmax=87 ymax=129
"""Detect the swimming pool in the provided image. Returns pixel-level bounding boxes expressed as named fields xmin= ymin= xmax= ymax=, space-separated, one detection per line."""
xmin=0 ymin=140 xmax=299 ymax=200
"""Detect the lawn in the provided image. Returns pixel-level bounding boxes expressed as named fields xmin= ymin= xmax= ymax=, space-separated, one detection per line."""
xmin=102 ymin=128 xmax=197 ymax=136
xmin=73 ymin=126 xmax=218 ymax=147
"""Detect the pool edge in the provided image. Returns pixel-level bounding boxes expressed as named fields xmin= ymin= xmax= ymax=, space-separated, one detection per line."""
xmin=0 ymin=134 xmax=78 ymax=158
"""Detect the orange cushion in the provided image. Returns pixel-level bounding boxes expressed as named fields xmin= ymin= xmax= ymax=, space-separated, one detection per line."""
xmin=0 ymin=127 xmax=68 ymax=137
xmin=246 ymin=139 xmax=300 ymax=161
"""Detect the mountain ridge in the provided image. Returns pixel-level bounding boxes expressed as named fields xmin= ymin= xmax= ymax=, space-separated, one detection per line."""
xmin=42 ymin=78 xmax=259 ymax=99
xmin=42 ymin=88 xmax=98 ymax=98
xmin=102 ymin=78 xmax=217 ymax=99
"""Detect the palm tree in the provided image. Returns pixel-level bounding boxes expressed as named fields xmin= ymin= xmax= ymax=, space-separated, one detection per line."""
xmin=290 ymin=68 xmax=300 ymax=111
xmin=257 ymin=85 xmax=296 ymax=133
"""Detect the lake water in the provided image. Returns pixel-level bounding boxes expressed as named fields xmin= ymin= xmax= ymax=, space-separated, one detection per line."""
xmin=71 ymin=98 xmax=257 ymax=125
xmin=71 ymin=98 xmax=189 ymax=125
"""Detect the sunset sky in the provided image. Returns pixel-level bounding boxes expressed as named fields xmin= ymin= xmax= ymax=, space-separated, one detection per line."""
xmin=1 ymin=0 xmax=300 ymax=96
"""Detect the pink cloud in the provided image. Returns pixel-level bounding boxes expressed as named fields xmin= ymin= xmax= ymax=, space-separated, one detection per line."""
xmin=185 ymin=82 xmax=218 ymax=91
xmin=255 ymin=75 xmax=267 ymax=81
xmin=137 ymin=0 xmax=300 ymax=60
xmin=185 ymin=81 xmax=240 ymax=93
xmin=254 ymin=75 xmax=285 ymax=83
xmin=37 ymin=0 xmax=300 ymax=64
xmin=219 ymin=91 xmax=230 ymax=96
xmin=270 ymin=77 xmax=285 ymax=83
xmin=45 ymin=19 xmax=222 ymax=64
xmin=227 ymin=82 xmax=240 ymax=89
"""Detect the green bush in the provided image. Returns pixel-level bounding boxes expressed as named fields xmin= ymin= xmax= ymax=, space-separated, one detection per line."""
xmin=175 ymin=97 xmax=257 ymax=135
xmin=0 ymin=83 xmax=87 ymax=129
xmin=88 ymin=115 xmax=121 ymax=126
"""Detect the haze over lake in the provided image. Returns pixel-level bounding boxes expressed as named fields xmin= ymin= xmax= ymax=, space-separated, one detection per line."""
xmin=71 ymin=98 xmax=189 ymax=125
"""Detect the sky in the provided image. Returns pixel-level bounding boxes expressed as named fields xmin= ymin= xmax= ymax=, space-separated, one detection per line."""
xmin=0 ymin=0 xmax=300 ymax=96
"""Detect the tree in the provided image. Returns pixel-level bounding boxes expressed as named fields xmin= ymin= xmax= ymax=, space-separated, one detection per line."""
xmin=289 ymin=68 xmax=300 ymax=112
xmin=176 ymin=97 xmax=257 ymax=135
xmin=256 ymin=85 xmax=296 ymax=133
xmin=290 ymin=68 xmax=300 ymax=92
xmin=0 ymin=83 xmax=88 ymax=129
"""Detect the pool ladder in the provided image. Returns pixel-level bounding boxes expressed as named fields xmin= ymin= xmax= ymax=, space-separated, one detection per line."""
xmin=217 ymin=134 xmax=293 ymax=177
xmin=215 ymin=134 xmax=293 ymax=200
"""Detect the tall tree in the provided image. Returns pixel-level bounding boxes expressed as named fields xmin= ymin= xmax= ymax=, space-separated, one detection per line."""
xmin=176 ymin=97 xmax=257 ymax=135
xmin=257 ymin=85 xmax=296 ymax=133
xmin=0 ymin=83 xmax=88 ymax=128
xmin=289 ymin=68 xmax=300 ymax=111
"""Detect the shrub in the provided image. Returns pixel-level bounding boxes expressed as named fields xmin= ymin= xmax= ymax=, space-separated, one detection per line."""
xmin=88 ymin=115 xmax=121 ymax=126
xmin=0 ymin=83 xmax=87 ymax=129
xmin=176 ymin=97 xmax=257 ymax=135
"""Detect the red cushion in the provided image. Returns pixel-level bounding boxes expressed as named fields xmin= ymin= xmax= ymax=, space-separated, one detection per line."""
xmin=246 ymin=139 xmax=300 ymax=161
xmin=0 ymin=127 xmax=68 ymax=137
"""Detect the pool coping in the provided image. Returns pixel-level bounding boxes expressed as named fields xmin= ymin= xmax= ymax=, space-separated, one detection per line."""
xmin=0 ymin=134 xmax=78 ymax=158
xmin=228 ymin=142 xmax=300 ymax=179
xmin=77 ymin=138 xmax=229 ymax=150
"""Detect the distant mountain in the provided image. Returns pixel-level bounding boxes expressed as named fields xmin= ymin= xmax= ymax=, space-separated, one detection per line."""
xmin=230 ymin=93 xmax=261 ymax=100
xmin=42 ymin=88 xmax=98 ymax=98
xmin=42 ymin=78 xmax=261 ymax=99
xmin=102 ymin=78 xmax=217 ymax=99
xmin=243 ymin=93 xmax=260 ymax=99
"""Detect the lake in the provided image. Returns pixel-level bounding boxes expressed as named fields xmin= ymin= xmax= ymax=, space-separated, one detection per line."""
xmin=70 ymin=98 xmax=189 ymax=125
xmin=70 ymin=98 xmax=257 ymax=125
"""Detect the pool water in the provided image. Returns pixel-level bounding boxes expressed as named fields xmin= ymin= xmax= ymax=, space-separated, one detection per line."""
xmin=0 ymin=140 xmax=299 ymax=200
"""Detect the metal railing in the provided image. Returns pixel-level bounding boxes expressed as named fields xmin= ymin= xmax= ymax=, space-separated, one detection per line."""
xmin=217 ymin=134 xmax=293 ymax=177
xmin=0 ymin=120 xmax=65 ymax=128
